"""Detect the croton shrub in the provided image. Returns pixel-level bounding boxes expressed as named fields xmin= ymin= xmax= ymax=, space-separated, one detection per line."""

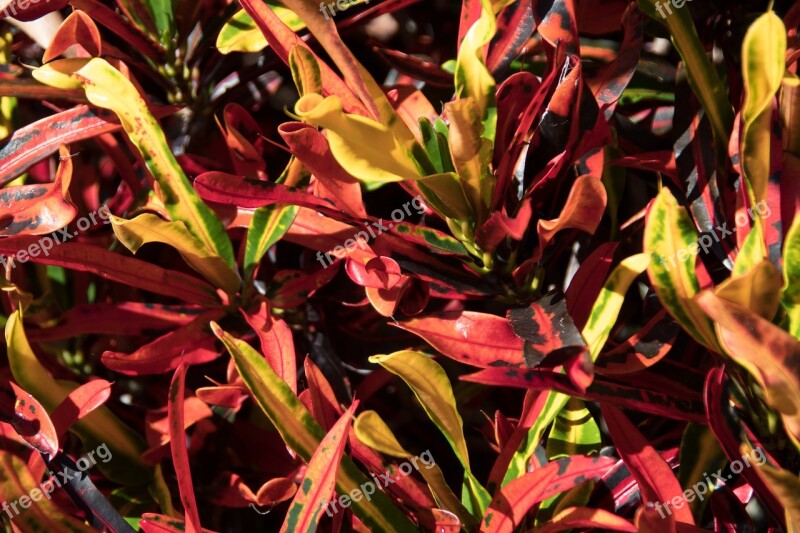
xmin=0 ymin=0 xmax=798 ymax=531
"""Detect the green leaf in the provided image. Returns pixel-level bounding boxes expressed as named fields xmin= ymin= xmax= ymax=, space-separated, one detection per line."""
xmin=142 ymin=0 xmax=176 ymax=45
xmin=32 ymin=58 xmax=236 ymax=270
xmin=244 ymin=204 xmax=298 ymax=280
xmin=545 ymin=399 xmax=601 ymax=459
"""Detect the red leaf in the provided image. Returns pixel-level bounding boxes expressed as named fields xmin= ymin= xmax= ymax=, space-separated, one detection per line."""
xmin=279 ymin=122 xmax=366 ymax=218
xmin=102 ymin=310 xmax=224 ymax=376
xmin=50 ymin=379 xmax=112 ymax=440
xmin=304 ymin=357 xmax=343 ymax=432
xmin=0 ymin=145 xmax=77 ymax=236
xmin=279 ymin=403 xmax=358 ymax=533
xmin=241 ymin=298 xmax=297 ymax=393
xmin=43 ymin=9 xmax=102 ymax=62
xmin=26 ymin=302 xmax=201 ymax=342
xmin=431 ymin=508 xmax=461 ymax=533
xmin=0 ymin=382 xmax=58 ymax=458
xmin=507 ymin=291 xmax=584 ymax=367
xmin=395 ymin=310 xmax=524 ymax=367
xmin=0 ymin=240 xmax=220 ymax=305
xmin=168 ymin=364 xmax=202 ymax=533
xmin=531 ymin=174 xmax=607 ymax=262
xmin=480 ymin=455 xmax=616 ymax=533
xmin=601 ymin=404 xmax=694 ymax=526
xmin=69 ymin=0 xmax=164 ymax=60
xmin=564 ymin=242 xmax=618 ymax=330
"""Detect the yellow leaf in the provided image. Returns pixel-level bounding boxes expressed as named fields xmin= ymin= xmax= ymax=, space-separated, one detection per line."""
xmin=715 ymin=259 xmax=780 ymax=320
xmin=111 ymin=213 xmax=241 ymax=296
xmin=293 ymin=93 xmax=423 ymax=184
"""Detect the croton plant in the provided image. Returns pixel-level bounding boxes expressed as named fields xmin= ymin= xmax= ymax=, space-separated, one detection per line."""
xmin=0 ymin=0 xmax=798 ymax=531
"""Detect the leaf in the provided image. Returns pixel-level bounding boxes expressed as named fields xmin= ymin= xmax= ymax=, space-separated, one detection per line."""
xmin=445 ymin=97 xmax=494 ymax=222
xmin=211 ymin=323 xmax=416 ymax=531
xmin=111 ymin=213 xmax=241 ymax=295
xmin=32 ymin=58 xmax=235 ymax=269
xmin=535 ymin=506 xmax=637 ymax=533
xmin=6 ymin=309 xmax=152 ymax=486
xmin=255 ymin=0 xmax=380 ymax=119
xmin=480 ymin=455 xmax=617 ymax=533
xmin=0 ymin=104 xmax=174 ymax=188
xmin=289 ymin=44 xmax=323 ymax=97
xmin=1 ymin=381 xmax=59 ymax=457
xmin=714 ymin=259 xmax=781 ymax=320
xmin=783 ymin=214 xmax=800 ymax=339
xmin=531 ymin=175 xmax=607 ymax=262
xmin=281 ymin=403 xmax=356 ymax=533
xmin=368 ymin=350 xmax=491 ymax=514
xmin=50 ymin=379 xmax=112 ymax=440
xmin=644 ymin=187 xmax=719 ymax=351
xmin=582 ymin=253 xmax=651 ymax=357
xmin=501 ymin=254 xmax=649 ymax=488
xmin=0 ymin=0 xmax=70 ymax=21
xmin=545 ymin=399 xmax=601 ymax=459
xmin=70 ymin=0 xmax=165 ymax=61
xmin=168 ymin=364 xmax=202 ymax=533
xmin=395 ymin=311 xmax=523 ymax=367
xmin=139 ymin=513 xmax=218 ymax=533
xmin=454 ymin=0 xmax=497 ymax=139
xmin=0 ymin=144 xmax=77 ymax=236
xmin=236 ymin=0 xmax=369 ymax=116
xmin=353 ymin=410 xmax=476 ymax=528
xmin=601 ymin=403 xmax=694 ymax=525
xmin=746 ymin=444 xmax=800 ymax=532
xmin=0 ymin=450 xmax=94 ymax=532
xmin=292 ymin=93 xmax=423 ymax=185
xmin=507 ymin=291 xmax=584 ymax=367
xmin=43 ymin=9 xmax=102 ymax=63
xmin=244 ymin=204 xmax=298 ymax=280
xmin=141 ymin=0 xmax=175 ymax=45
xmin=696 ymin=291 xmax=800 ymax=449
xmin=369 ymin=351 xmax=468 ymax=465
xmin=740 ymin=11 xmax=786 ymax=205
xmin=635 ymin=0 xmax=732 ymax=152
xmin=241 ymin=298 xmax=297 ymax=393
xmin=102 ymin=310 xmax=225 ymax=376
xmin=216 ymin=6 xmax=305 ymax=54
xmin=0 ymin=239 xmax=220 ymax=306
